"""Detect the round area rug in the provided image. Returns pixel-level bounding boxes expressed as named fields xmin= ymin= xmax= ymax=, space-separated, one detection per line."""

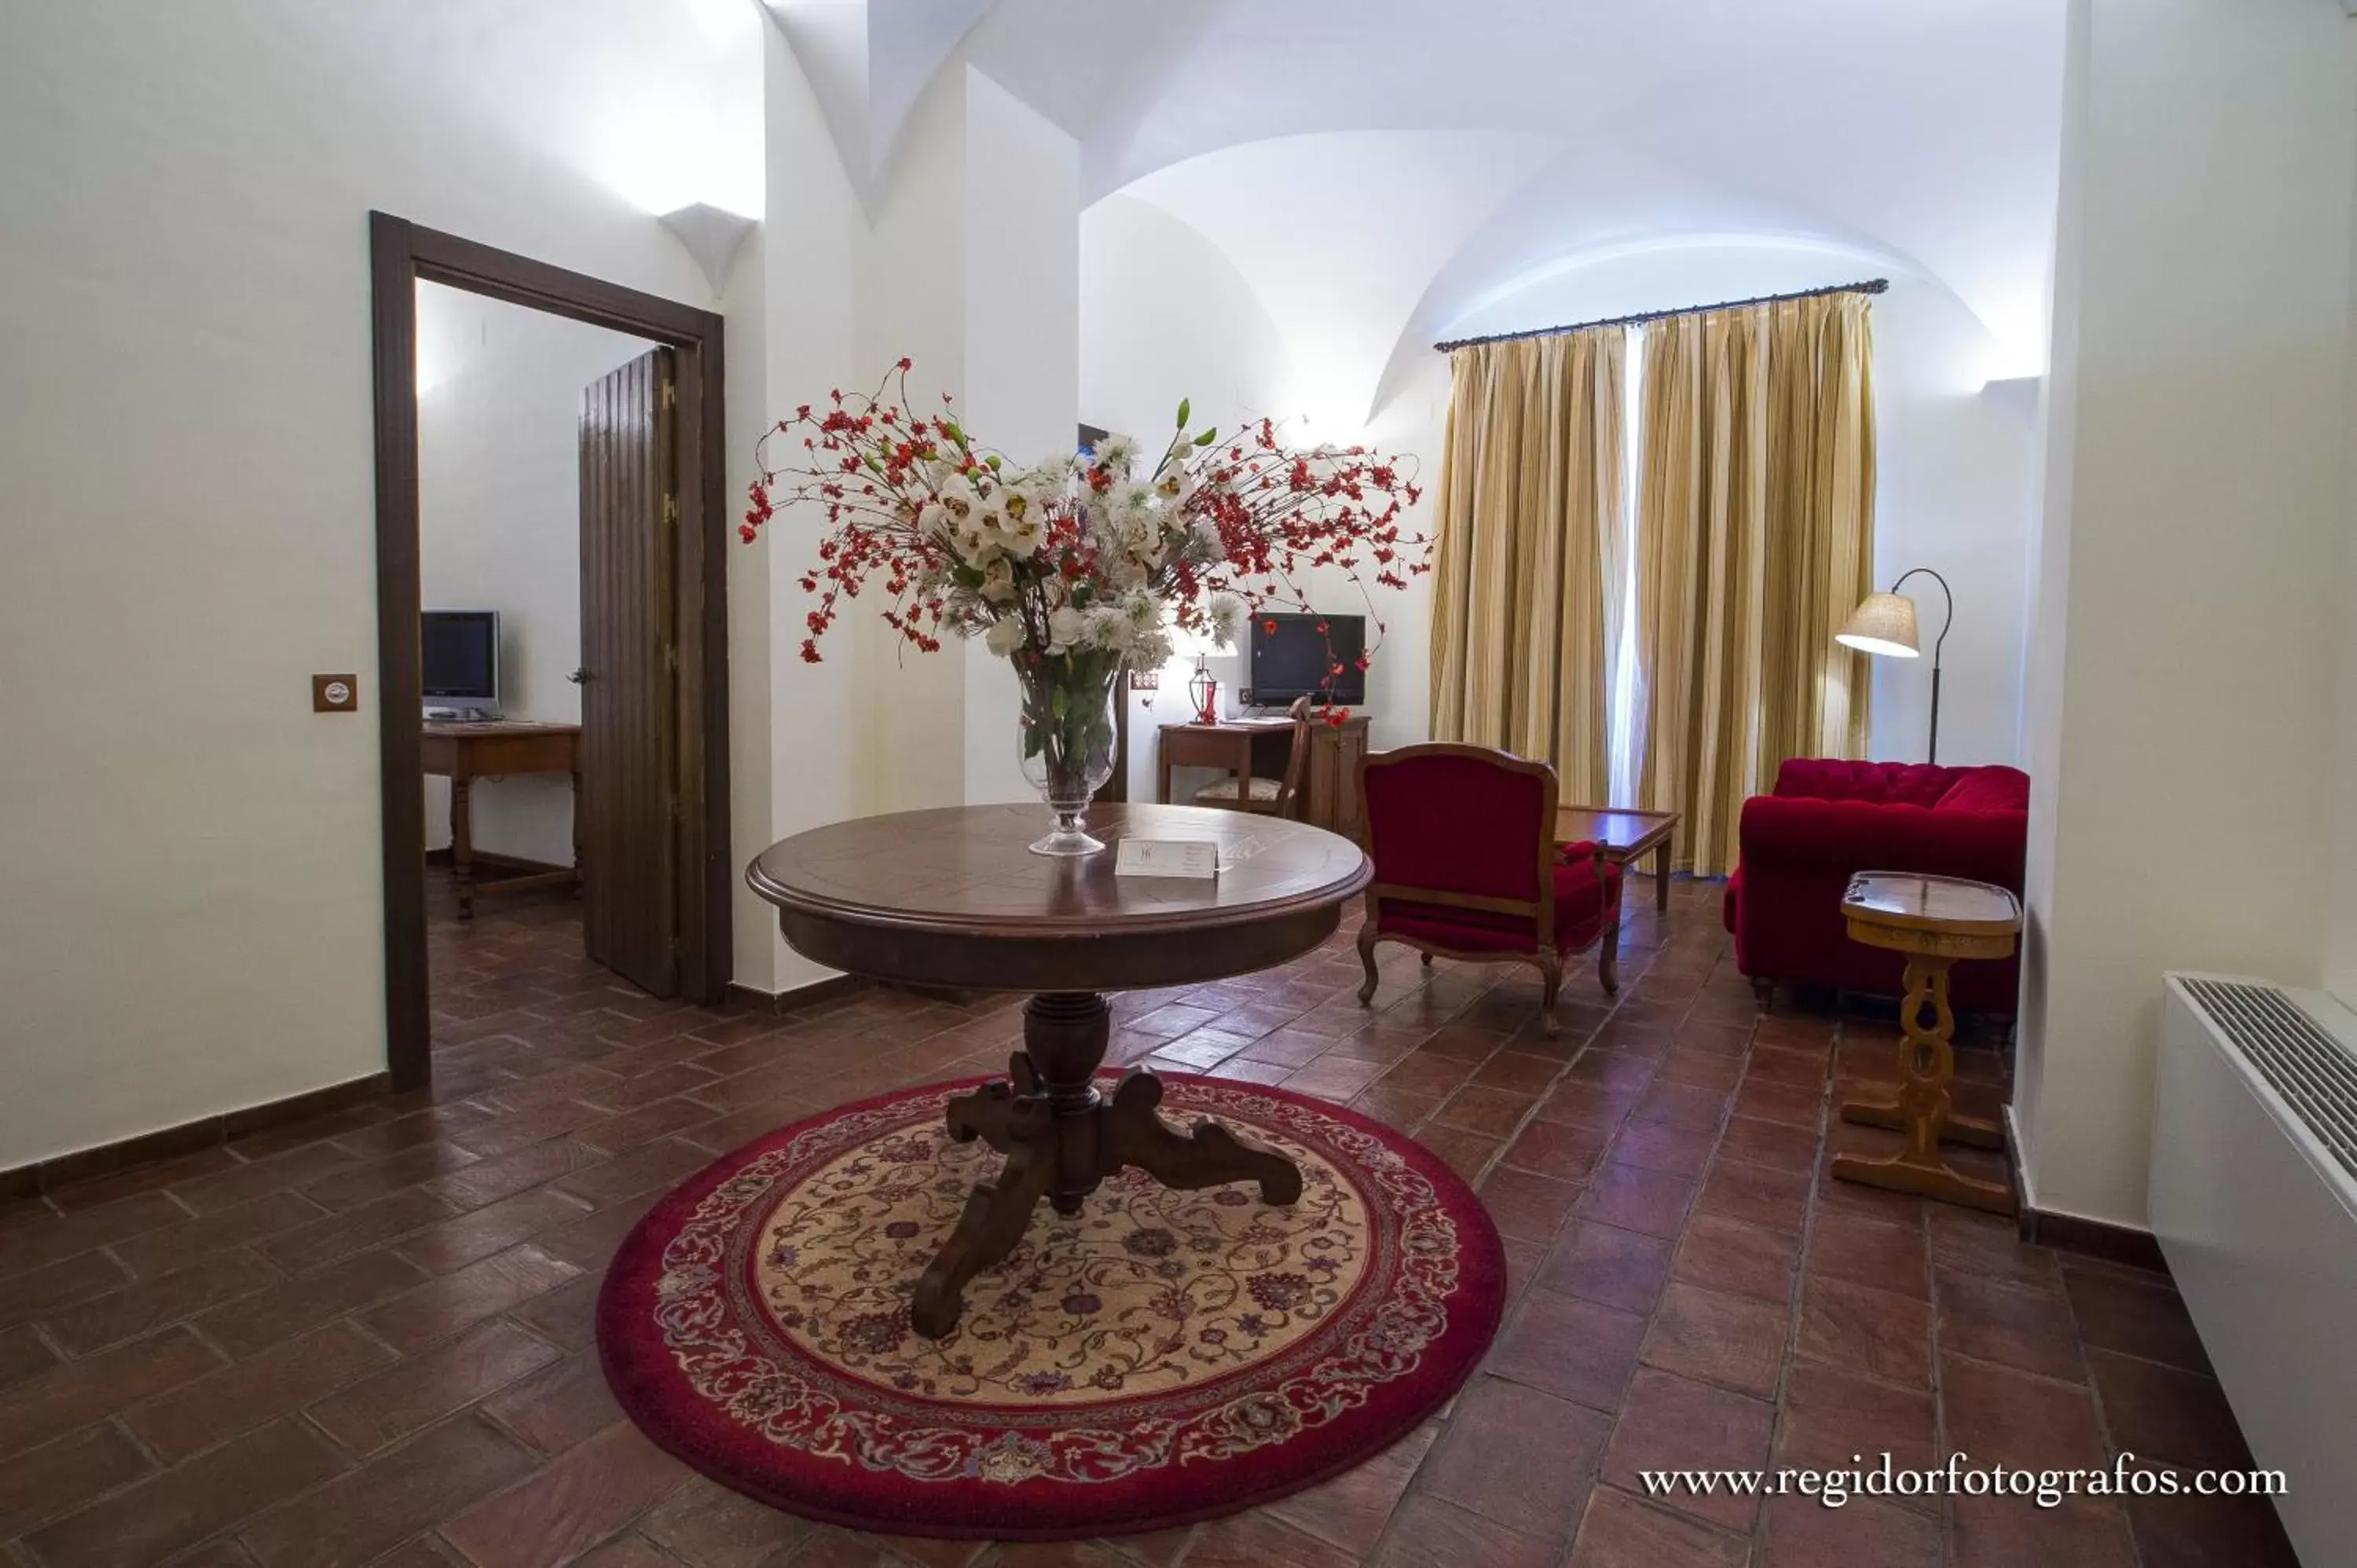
xmin=597 ymin=1072 xmax=1505 ymax=1541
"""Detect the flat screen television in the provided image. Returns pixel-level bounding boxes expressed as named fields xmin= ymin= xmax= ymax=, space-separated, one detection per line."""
xmin=421 ymin=610 xmax=500 ymax=718
xmin=1249 ymin=612 xmax=1366 ymax=707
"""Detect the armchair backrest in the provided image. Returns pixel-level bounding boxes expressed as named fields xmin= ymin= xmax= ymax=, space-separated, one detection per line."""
xmin=1357 ymin=743 xmax=1560 ymax=942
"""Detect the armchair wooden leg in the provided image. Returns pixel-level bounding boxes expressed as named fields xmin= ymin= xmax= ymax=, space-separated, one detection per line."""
xmin=1752 ymin=976 xmax=1774 ymax=1009
xmin=1355 ymin=925 xmax=1382 ymax=1006
xmin=1537 ymin=952 xmax=1564 ymax=1037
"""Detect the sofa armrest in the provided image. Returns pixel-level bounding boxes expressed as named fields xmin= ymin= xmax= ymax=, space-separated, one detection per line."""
xmin=1738 ymin=796 xmax=2027 ymax=888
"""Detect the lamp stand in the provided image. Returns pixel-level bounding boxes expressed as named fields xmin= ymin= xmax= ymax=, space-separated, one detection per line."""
xmin=1889 ymin=566 xmax=1954 ymax=767
xmin=1927 ymin=658 xmax=1941 ymax=766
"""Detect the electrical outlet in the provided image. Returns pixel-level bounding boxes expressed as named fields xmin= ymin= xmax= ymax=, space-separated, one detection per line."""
xmin=313 ymin=674 xmax=358 ymax=713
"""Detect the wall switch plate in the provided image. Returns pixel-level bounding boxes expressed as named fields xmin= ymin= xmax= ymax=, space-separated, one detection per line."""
xmin=313 ymin=674 xmax=358 ymax=713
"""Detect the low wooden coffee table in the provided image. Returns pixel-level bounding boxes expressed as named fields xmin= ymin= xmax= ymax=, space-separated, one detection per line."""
xmin=1556 ymin=805 xmax=1679 ymax=913
xmin=1831 ymin=871 xmax=2022 ymax=1214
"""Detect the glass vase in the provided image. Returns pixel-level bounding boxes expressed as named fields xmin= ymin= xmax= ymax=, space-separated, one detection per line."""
xmin=1014 ymin=652 xmax=1123 ymax=856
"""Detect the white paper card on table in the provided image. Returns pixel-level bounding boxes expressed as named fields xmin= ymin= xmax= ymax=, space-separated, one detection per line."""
xmin=1114 ymin=838 xmax=1221 ymax=880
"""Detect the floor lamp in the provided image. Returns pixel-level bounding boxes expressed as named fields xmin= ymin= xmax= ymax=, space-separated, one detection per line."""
xmin=1836 ymin=567 xmax=1953 ymax=764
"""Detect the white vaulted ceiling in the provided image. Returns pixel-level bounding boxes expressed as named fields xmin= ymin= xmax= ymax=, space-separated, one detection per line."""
xmin=772 ymin=0 xmax=2066 ymax=419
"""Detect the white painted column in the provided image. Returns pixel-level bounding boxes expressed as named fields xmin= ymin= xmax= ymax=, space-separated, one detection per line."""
xmin=2013 ymin=0 xmax=2357 ymax=1228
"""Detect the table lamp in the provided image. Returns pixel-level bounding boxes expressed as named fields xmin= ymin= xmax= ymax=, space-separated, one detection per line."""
xmin=1169 ymin=622 xmax=1223 ymax=724
xmin=1835 ymin=567 xmax=1953 ymax=764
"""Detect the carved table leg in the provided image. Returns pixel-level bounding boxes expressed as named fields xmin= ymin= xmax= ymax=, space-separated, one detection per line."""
xmin=1102 ymin=1071 xmax=1302 ymax=1204
xmin=911 ymin=1138 xmax=1055 ymax=1339
xmin=910 ymin=989 xmax=1307 ymax=1340
xmin=1831 ymin=954 xmax=2014 ymax=1214
xmin=451 ymin=775 xmax=476 ymax=921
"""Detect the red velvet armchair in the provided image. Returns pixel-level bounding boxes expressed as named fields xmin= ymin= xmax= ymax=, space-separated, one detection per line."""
xmin=1354 ymin=744 xmax=1623 ymax=1032
xmin=1722 ymin=759 xmax=2030 ymax=1013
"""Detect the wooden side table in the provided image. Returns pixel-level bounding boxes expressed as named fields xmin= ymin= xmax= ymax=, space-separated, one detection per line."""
xmin=1831 ymin=871 xmax=2022 ymax=1214
xmin=1555 ymin=804 xmax=1679 ymax=914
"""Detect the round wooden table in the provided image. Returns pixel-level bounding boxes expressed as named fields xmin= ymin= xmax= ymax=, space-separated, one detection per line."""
xmin=747 ymin=803 xmax=1373 ymax=1338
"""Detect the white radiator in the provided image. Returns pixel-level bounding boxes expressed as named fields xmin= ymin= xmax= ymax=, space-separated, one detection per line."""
xmin=2153 ymin=974 xmax=2357 ymax=1564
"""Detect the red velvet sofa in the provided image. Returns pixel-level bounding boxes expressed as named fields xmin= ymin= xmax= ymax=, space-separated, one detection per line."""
xmin=1721 ymin=759 xmax=2030 ymax=1013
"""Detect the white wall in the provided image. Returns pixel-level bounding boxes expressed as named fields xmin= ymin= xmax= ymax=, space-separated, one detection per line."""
xmin=416 ymin=282 xmax=656 ymax=867
xmin=2015 ymin=0 xmax=2357 ymax=1228
xmin=1080 ymin=195 xmax=1295 ymax=798
xmin=0 ymin=1 xmax=752 ymax=1171
xmin=960 ymin=68 xmax=1081 ymax=807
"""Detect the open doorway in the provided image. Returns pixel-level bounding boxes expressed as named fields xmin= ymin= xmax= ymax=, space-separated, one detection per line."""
xmin=371 ymin=215 xmax=731 ymax=1094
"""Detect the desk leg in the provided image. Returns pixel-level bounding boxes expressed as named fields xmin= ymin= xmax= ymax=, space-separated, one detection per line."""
xmin=1831 ymin=954 xmax=2014 ymax=1213
xmin=450 ymin=778 xmax=475 ymax=921
xmin=1157 ymin=752 xmax=1172 ymax=806
xmin=1655 ymin=835 xmax=1672 ymax=912
xmin=570 ymin=767 xmax=585 ymax=899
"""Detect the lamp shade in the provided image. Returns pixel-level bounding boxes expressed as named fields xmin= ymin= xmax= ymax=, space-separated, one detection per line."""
xmin=1835 ymin=592 xmax=1922 ymax=659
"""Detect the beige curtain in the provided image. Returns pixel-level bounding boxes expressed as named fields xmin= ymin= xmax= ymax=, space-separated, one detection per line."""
xmin=1427 ymin=327 xmax=1626 ymax=804
xmin=1632 ymin=292 xmax=1876 ymax=876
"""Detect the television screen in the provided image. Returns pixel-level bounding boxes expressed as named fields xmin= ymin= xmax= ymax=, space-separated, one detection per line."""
xmin=1250 ymin=613 xmax=1365 ymax=705
xmin=421 ymin=610 xmax=499 ymax=701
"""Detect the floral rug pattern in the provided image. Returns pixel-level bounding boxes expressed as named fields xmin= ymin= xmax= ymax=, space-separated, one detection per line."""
xmin=601 ymin=1073 xmax=1505 ymax=1539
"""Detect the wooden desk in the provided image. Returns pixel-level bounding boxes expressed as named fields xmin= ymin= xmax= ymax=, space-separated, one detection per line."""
xmin=749 ymin=803 xmax=1370 ymax=1337
xmin=1158 ymin=713 xmax=1370 ymax=837
xmin=1831 ymin=872 xmax=2022 ymax=1214
xmin=1556 ymin=806 xmax=1679 ymax=913
xmin=420 ymin=721 xmax=582 ymax=919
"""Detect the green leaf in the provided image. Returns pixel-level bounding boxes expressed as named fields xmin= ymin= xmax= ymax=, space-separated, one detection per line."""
xmin=1176 ymin=397 xmax=1191 ymax=429
xmin=1022 ymin=726 xmax=1046 ymax=760
xmin=950 ymin=564 xmax=985 ymax=589
xmin=1194 ymin=427 xmax=1219 ymax=446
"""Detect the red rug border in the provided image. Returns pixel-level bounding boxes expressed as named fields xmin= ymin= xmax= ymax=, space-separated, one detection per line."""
xmin=597 ymin=1071 xmax=1507 ymax=1543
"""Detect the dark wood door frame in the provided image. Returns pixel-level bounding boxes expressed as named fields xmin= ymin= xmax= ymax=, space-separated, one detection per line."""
xmin=370 ymin=212 xmax=731 ymax=1093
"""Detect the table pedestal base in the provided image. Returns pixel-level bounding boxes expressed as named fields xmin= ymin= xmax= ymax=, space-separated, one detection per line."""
xmin=1830 ymin=954 xmax=2017 ymax=1215
xmin=910 ymin=991 xmax=1303 ymax=1340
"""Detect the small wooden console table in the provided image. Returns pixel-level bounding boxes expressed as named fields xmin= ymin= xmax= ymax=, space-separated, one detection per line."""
xmin=420 ymin=720 xmax=582 ymax=919
xmin=1832 ymin=872 xmax=2022 ymax=1213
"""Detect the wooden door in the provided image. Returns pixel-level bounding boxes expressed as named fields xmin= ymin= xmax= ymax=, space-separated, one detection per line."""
xmin=578 ymin=347 xmax=680 ymax=996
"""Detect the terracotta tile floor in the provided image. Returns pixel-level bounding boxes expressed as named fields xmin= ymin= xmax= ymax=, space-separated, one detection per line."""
xmin=0 ymin=872 xmax=2296 ymax=1566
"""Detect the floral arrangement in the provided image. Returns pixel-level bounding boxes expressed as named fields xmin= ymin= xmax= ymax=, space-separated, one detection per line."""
xmin=739 ymin=360 xmax=1428 ymax=850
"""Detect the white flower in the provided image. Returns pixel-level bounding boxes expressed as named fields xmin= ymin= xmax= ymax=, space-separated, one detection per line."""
xmin=984 ymin=616 xmax=1027 ymax=658
xmin=1047 ymin=605 xmax=1087 ymax=653
xmin=995 ymin=487 xmax=1046 ymax=559
xmin=1189 ymin=515 xmax=1225 ymax=563
xmin=1090 ymin=433 xmax=1138 ymax=478
xmin=1153 ymin=467 xmax=1197 ymax=506
xmin=1205 ymin=593 xmax=1243 ymax=649
xmin=1082 ymin=604 xmax=1130 ymax=651
xmin=979 ymin=555 xmax=1017 ymax=603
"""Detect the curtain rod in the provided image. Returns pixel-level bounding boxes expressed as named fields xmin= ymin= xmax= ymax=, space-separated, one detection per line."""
xmin=1432 ymin=277 xmax=1890 ymax=354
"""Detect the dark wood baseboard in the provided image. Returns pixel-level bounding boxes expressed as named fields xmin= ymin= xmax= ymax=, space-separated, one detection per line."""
xmin=0 ymin=1072 xmax=392 ymax=1201
xmin=425 ymin=846 xmax=572 ymax=877
xmin=2018 ymin=1205 xmax=2170 ymax=1274
xmin=726 ymin=973 xmax=870 ymax=1015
